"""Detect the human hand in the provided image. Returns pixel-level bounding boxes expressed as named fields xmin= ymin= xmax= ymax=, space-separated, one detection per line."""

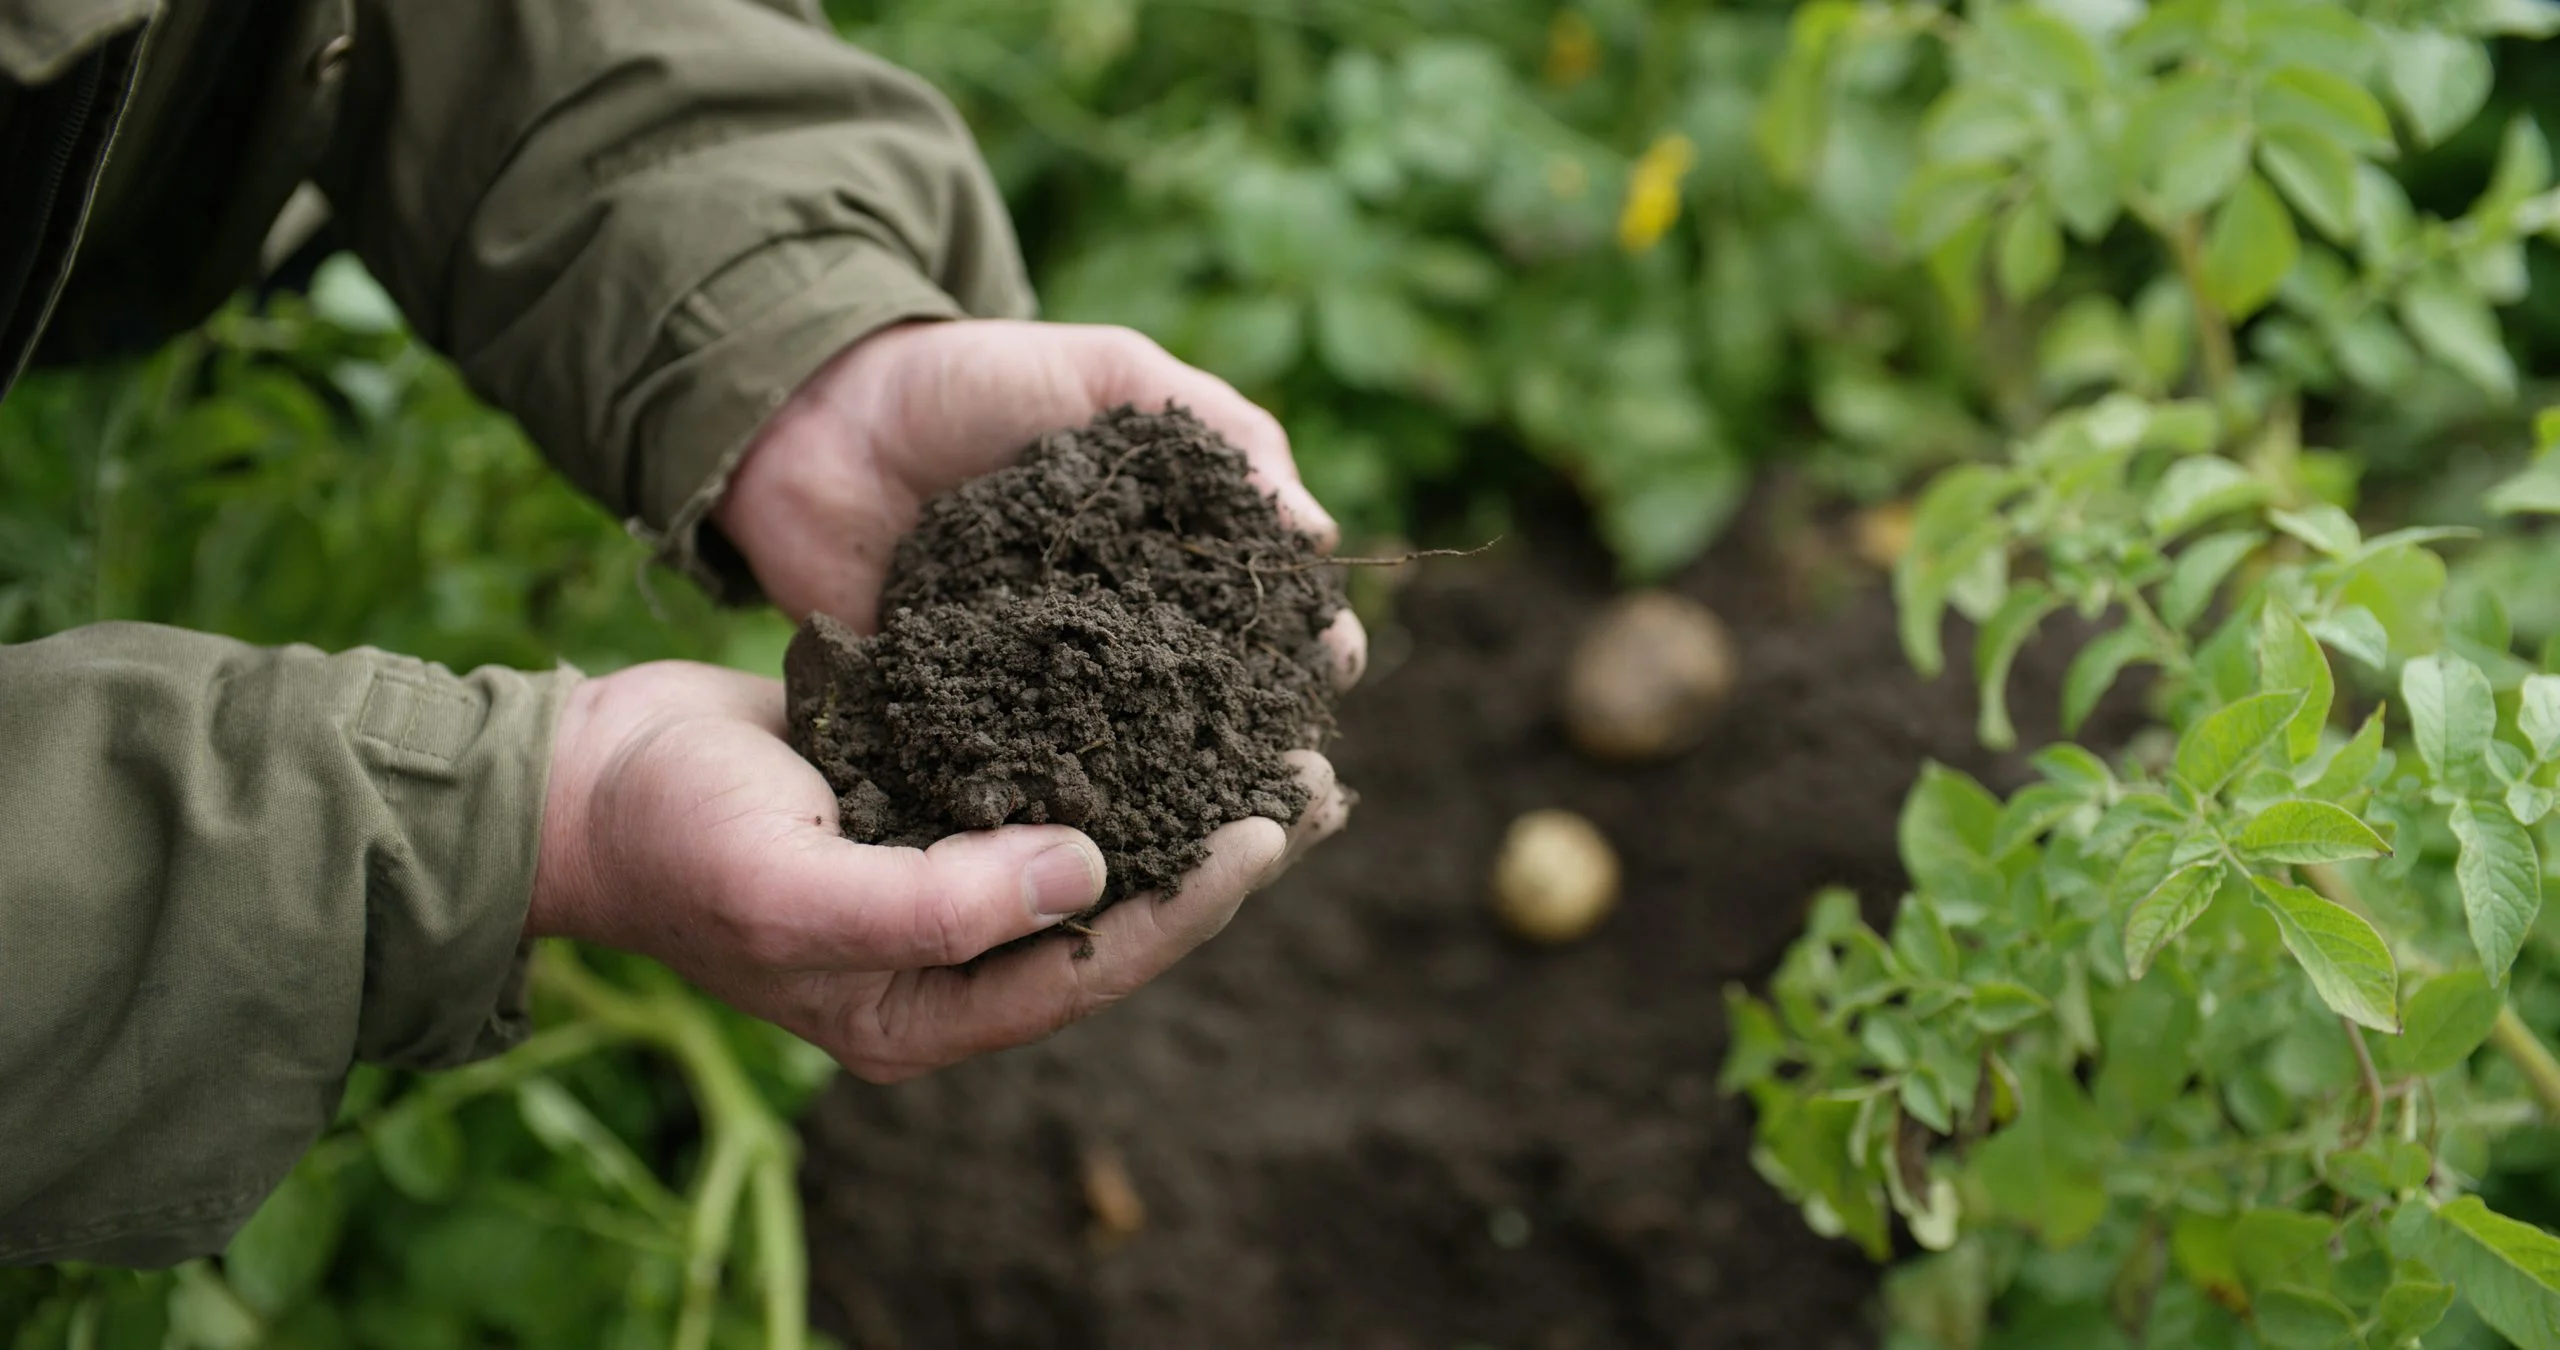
xmin=711 ymin=318 xmax=1366 ymax=685
xmin=527 ymin=660 xmax=1347 ymax=1082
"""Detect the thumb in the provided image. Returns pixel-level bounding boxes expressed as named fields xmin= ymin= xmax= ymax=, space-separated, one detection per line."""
xmin=764 ymin=825 xmax=1107 ymax=971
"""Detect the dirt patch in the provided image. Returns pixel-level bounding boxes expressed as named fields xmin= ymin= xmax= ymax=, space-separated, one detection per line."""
xmin=785 ymin=405 xmax=1343 ymax=911
xmin=799 ymin=489 xmax=2130 ymax=1349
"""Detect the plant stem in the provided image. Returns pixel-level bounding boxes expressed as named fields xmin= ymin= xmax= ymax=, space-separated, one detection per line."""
xmin=2344 ymin=1018 xmax=2384 ymax=1144
xmin=2162 ymin=214 xmax=2240 ymax=413
xmin=2302 ymin=864 xmax=2560 ymax=1122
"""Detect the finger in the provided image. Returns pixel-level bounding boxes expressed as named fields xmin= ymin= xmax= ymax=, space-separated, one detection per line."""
xmin=1273 ymin=750 xmax=1351 ymax=880
xmin=751 ymin=825 xmax=1106 ymax=972
xmin=1321 ymin=608 xmax=1369 ymax=691
xmin=857 ymin=815 xmax=1288 ymax=1073
xmin=1084 ymin=331 xmax=1342 ymax=549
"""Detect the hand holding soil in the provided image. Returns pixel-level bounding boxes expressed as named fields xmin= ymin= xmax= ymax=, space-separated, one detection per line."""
xmin=527 ymin=321 xmax=1359 ymax=1082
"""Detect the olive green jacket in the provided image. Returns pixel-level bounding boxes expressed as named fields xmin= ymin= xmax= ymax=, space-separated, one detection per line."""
xmin=0 ymin=0 xmax=1032 ymax=1265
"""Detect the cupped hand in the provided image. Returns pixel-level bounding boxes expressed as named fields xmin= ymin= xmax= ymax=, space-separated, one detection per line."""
xmin=528 ymin=661 xmax=1349 ymax=1082
xmin=534 ymin=320 xmax=1362 ymax=1079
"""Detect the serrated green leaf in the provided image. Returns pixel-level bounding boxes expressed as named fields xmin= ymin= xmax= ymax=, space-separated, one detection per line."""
xmin=2397 ymin=1197 xmax=2560 ymax=1350
xmin=2260 ymin=602 xmax=2335 ymax=762
xmin=2386 ymin=30 xmax=2494 ymax=146
xmin=2161 ymin=529 xmax=2266 ymax=628
xmin=2390 ymin=968 xmax=2501 ymax=1076
xmin=1977 ymin=581 xmax=2060 ymax=750
xmin=2124 ymin=861 xmax=2226 ymax=977
xmin=2203 ymin=173 xmax=2300 ymax=319
xmin=2234 ymin=799 xmax=2392 ymax=865
xmin=2176 ymin=689 xmax=2309 ymax=794
xmin=2405 ymin=653 xmax=2497 ymax=784
xmin=2149 ymin=458 xmax=2270 ymax=541
xmin=2251 ymin=876 xmax=2400 ymax=1032
xmin=2451 ymin=797 xmax=2540 ymax=984
xmin=2269 ymin=506 xmax=2359 ymax=558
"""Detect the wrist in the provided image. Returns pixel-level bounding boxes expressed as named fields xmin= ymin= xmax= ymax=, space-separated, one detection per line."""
xmin=527 ymin=673 xmax=609 ymax=943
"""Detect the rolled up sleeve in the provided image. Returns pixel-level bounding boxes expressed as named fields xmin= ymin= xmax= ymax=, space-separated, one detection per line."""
xmin=0 ymin=624 xmax=569 ymax=1265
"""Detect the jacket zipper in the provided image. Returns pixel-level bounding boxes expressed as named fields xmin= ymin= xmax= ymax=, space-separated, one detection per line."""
xmin=0 ymin=52 xmax=110 ymax=395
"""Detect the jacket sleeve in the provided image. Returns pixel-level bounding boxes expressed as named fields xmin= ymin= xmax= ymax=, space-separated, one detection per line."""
xmin=315 ymin=0 xmax=1037 ymax=603
xmin=0 ymin=624 xmax=568 ymax=1266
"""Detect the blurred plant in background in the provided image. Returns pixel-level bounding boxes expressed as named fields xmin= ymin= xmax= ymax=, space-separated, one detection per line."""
xmin=4 ymin=0 xmax=2560 ymax=1344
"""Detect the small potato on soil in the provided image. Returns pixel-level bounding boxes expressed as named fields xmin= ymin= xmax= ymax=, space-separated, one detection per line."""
xmin=1560 ymin=591 xmax=1736 ymax=762
xmin=1491 ymin=808 xmax=1620 ymax=946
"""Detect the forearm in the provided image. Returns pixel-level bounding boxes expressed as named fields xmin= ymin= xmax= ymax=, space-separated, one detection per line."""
xmin=0 ymin=624 xmax=567 ymax=1265
xmin=318 ymin=0 xmax=1034 ymax=600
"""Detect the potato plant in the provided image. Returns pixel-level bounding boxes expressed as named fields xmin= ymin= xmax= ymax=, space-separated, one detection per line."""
xmin=1724 ymin=1 xmax=2560 ymax=1346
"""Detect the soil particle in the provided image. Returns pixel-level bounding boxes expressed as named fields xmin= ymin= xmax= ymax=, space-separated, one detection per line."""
xmin=799 ymin=490 xmax=2140 ymax=1348
xmin=785 ymin=406 xmax=1344 ymax=911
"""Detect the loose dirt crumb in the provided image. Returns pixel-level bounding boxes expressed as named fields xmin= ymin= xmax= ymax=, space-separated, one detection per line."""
xmin=785 ymin=405 xmax=1345 ymax=922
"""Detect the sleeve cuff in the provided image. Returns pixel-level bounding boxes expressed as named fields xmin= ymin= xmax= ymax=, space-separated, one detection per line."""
xmin=612 ymin=234 xmax=981 ymax=604
xmin=353 ymin=660 xmax=579 ymax=1069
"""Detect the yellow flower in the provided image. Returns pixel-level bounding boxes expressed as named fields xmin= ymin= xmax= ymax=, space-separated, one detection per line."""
xmin=1544 ymin=10 xmax=1600 ymax=89
xmin=1617 ymin=132 xmax=1695 ymax=254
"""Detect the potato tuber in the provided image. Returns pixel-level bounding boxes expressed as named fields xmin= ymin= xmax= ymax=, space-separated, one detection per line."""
xmin=1491 ymin=808 xmax=1621 ymax=945
xmin=1560 ymin=591 xmax=1736 ymax=762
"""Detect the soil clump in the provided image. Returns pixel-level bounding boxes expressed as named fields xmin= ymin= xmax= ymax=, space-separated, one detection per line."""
xmin=785 ymin=406 xmax=1344 ymax=913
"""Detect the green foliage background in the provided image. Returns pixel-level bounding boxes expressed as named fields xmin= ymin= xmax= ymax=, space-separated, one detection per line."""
xmin=3 ymin=0 xmax=2560 ymax=1346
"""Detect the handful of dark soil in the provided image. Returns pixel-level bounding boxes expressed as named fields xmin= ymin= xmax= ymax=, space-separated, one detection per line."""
xmin=783 ymin=405 xmax=1346 ymax=928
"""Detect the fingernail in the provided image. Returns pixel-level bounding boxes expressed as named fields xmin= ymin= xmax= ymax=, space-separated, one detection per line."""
xmin=1024 ymin=840 xmax=1106 ymax=918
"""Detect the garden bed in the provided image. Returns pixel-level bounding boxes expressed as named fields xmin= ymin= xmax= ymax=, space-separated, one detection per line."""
xmin=798 ymin=490 xmax=2131 ymax=1349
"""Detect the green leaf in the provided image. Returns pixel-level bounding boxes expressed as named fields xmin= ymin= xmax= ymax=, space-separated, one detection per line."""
xmin=2373 ymin=1278 xmax=2457 ymax=1348
xmin=2257 ymin=65 xmax=2395 ymax=155
xmin=2269 ymin=505 xmax=2360 ymax=559
xmin=2044 ymin=115 xmax=2123 ymax=239
xmin=2259 ymin=126 xmax=2362 ymax=242
xmin=1720 ymin=988 xmax=1790 ymax=1092
xmin=1996 ymin=196 xmax=2064 ymax=303
xmin=2396 ymin=1197 xmax=2560 ymax=1350
xmin=2390 ymin=968 xmax=2502 ymax=1076
xmin=1924 ymin=85 xmax=2042 ymax=163
xmin=1897 ymin=466 xmax=2022 ymax=676
xmin=2309 ymin=606 xmax=2392 ymax=672
xmin=1898 ymin=160 xmax=2012 ymax=253
xmin=1969 ymin=980 xmax=2050 ymax=1033
xmin=2451 ymin=797 xmax=2540 ymax=984
xmin=2253 ymin=1284 xmax=2360 ymax=1350
xmin=2096 ymin=974 xmax=2201 ymax=1121
xmin=2386 ymin=30 xmax=2494 ymax=146
xmin=2260 ymin=602 xmax=2335 ymax=762
xmin=2489 ymin=459 xmax=2560 ymax=517
xmin=2405 ymin=653 xmax=2497 ymax=785
xmin=224 ymin=1161 xmax=343 ymax=1317
xmin=373 ymin=1105 xmax=464 ymax=1203
xmin=2234 ymin=1208 xmax=2337 ymax=1293
xmin=2124 ymin=861 xmax=2226 ymax=978
xmin=2149 ymin=458 xmax=2270 ymax=541
xmin=2064 ymin=626 xmax=2154 ymax=736
xmin=2251 ymin=876 xmax=2401 ymax=1032
xmin=2161 ymin=529 xmax=2265 ymax=628
xmin=1312 ymin=285 xmax=1427 ymax=388
xmin=2203 ymin=174 xmax=2300 ymax=319
xmin=1901 ymin=762 xmax=2006 ymax=922
xmin=1977 ymin=581 xmax=2060 ymax=750
xmin=2522 ymin=675 xmax=2560 ymax=759
xmin=2234 ymin=799 xmax=2392 ymax=865
xmin=2156 ymin=109 xmax=2255 ymax=216
xmin=2511 ymin=780 xmax=2556 ymax=826
xmin=1186 ymin=294 xmax=1304 ymax=386
xmin=1985 ymin=6 xmax=2107 ymax=93
xmin=1993 ymin=782 xmax=2089 ymax=857
xmin=2302 ymin=705 xmax=2389 ymax=801
xmin=2400 ymin=275 xmax=2517 ymax=399
xmin=2176 ymin=689 xmax=2309 ymax=795
xmin=1971 ymin=1066 xmax=2109 ymax=1248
